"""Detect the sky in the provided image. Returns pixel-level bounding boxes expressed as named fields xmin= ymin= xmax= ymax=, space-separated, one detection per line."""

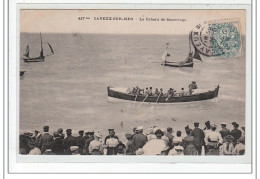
xmin=20 ymin=10 xmax=246 ymax=35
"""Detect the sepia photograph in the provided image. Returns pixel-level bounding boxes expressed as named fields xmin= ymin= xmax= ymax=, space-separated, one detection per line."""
xmin=19 ymin=9 xmax=247 ymax=158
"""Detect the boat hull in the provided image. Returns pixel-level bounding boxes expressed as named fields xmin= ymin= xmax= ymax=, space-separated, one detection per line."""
xmin=107 ymin=86 xmax=219 ymax=103
xmin=23 ymin=56 xmax=45 ymax=63
xmin=161 ymin=62 xmax=193 ymax=67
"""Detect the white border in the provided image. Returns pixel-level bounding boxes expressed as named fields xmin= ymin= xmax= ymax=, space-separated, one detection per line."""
xmin=7 ymin=1 xmax=254 ymax=174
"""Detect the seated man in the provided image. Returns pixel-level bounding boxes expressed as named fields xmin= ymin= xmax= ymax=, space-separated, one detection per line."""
xmin=154 ymin=88 xmax=160 ymax=97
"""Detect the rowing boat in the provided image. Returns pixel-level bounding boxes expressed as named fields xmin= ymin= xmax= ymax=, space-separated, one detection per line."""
xmin=161 ymin=61 xmax=193 ymax=67
xmin=107 ymin=85 xmax=219 ymax=103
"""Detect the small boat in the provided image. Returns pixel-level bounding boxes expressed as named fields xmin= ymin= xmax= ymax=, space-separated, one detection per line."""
xmin=107 ymin=85 xmax=219 ymax=103
xmin=160 ymin=33 xmax=202 ymax=68
xmin=20 ymin=71 xmax=26 ymax=77
xmin=21 ymin=32 xmax=54 ymax=63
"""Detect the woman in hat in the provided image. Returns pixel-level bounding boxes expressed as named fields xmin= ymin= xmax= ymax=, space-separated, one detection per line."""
xmin=233 ymin=137 xmax=245 ymax=155
xmin=182 ymin=127 xmax=198 ymax=155
xmin=89 ymin=132 xmax=103 ymax=155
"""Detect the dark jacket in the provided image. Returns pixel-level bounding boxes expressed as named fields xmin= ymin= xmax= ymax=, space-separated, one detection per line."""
xmin=219 ymin=128 xmax=231 ymax=138
xmin=76 ymin=136 xmax=86 ymax=154
xmin=191 ymin=128 xmax=205 ymax=147
xmin=132 ymin=133 xmax=147 ymax=150
xmin=231 ymin=129 xmax=242 ymax=142
xmin=85 ymin=135 xmax=95 ymax=155
xmin=39 ymin=133 xmax=54 ymax=153
xmin=63 ymin=135 xmax=76 ymax=155
xmin=51 ymin=137 xmax=64 ymax=155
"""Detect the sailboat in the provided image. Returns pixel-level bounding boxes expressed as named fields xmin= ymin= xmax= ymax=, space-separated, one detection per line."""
xmin=161 ymin=32 xmax=202 ymax=68
xmin=22 ymin=32 xmax=54 ymax=63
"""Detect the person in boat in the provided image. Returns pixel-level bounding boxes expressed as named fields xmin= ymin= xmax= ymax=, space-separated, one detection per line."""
xmin=148 ymin=87 xmax=153 ymax=96
xmin=129 ymin=87 xmax=137 ymax=95
xmin=144 ymin=87 xmax=150 ymax=96
xmin=154 ymin=88 xmax=160 ymax=97
xmin=180 ymin=88 xmax=185 ymax=96
xmin=160 ymin=88 xmax=164 ymax=96
xmin=166 ymin=88 xmax=176 ymax=97
xmin=188 ymin=81 xmax=198 ymax=95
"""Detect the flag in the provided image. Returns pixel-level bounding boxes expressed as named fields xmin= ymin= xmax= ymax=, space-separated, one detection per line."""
xmin=193 ymin=47 xmax=202 ymax=61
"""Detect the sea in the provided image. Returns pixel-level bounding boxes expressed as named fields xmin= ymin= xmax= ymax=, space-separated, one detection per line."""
xmin=20 ymin=33 xmax=246 ymax=142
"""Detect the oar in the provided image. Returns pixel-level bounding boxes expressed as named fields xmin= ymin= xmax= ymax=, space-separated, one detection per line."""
xmin=138 ymin=93 xmax=150 ymax=107
xmin=165 ymin=94 xmax=173 ymax=102
xmin=156 ymin=92 xmax=162 ymax=103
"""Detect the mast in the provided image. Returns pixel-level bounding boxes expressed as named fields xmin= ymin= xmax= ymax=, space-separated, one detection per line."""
xmin=189 ymin=32 xmax=192 ymax=53
xmin=40 ymin=32 xmax=44 ymax=57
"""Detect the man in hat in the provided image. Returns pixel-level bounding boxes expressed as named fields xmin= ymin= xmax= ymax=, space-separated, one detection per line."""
xmin=104 ymin=129 xmax=119 ymax=145
xmin=142 ymin=129 xmax=168 ymax=155
xmin=191 ymin=122 xmax=205 ymax=155
xmin=203 ymin=121 xmax=211 ymax=153
xmin=204 ymin=124 xmax=223 ymax=155
xmin=219 ymin=123 xmax=231 ymax=142
xmin=233 ymin=137 xmax=245 ymax=155
xmin=231 ymin=122 xmax=242 ymax=145
xmin=132 ymin=126 xmax=147 ymax=151
xmin=165 ymin=127 xmax=174 ymax=149
xmin=51 ymin=132 xmax=64 ymax=155
xmin=89 ymin=132 xmax=103 ymax=155
xmin=154 ymin=88 xmax=160 ymax=97
xmin=105 ymin=130 xmax=119 ymax=155
xmin=64 ymin=129 xmax=76 ymax=155
xmin=219 ymin=135 xmax=234 ymax=155
xmin=125 ymin=134 xmax=135 ymax=155
xmin=39 ymin=126 xmax=53 ymax=153
xmin=85 ymin=129 xmax=95 ymax=155
xmin=76 ymin=130 xmax=85 ymax=155
xmin=58 ymin=128 xmax=65 ymax=139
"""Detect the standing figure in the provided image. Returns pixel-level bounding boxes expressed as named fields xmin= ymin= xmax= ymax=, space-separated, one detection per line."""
xmin=165 ymin=127 xmax=174 ymax=149
xmin=51 ymin=132 xmax=64 ymax=155
xmin=39 ymin=126 xmax=53 ymax=154
xmin=191 ymin=122 xmax=205 ymax=155
xmin=204 ymin=124 xmax=223 ymax=155
xmin=89 ymin=132 xmax=103 ymax=155
xmin=219 ymin=123 xmax=231 ymax=143
xmin=105 ymin=130 xmax=119 ymax=155
xmin=125 ymin=134 xmax=135 ymax=155
xmin=219 ymin=135 xmax=234 ymax=155
xmin=76 ymin=130 xmax=85 ymax=155
xmin=85 ymin=129 xmax=95 ymax=155
xmin=182 ymin=127 xmax=198 ymax=155
xmin=64 ymin=129 xmax=76 ymax=155
xmin=231 ymin=122 xmax=242 ymax=146
xmin=132 ymin=126 xmax=148 ymax=151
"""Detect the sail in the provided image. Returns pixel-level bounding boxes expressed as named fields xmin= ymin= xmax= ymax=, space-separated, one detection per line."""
xmin=47 ymin=43 xmax=54 ymax=54
xmin=179 ymin=52 xmax=193 ymax=66
xmin=193 ymin=47 xmax=202 ymax=61
xmin=23 ymin=44 xmax=30 ymax=57
xmin=40 ymin=48 xmax=44 ymax=57
xmin=161 ymin=50 xmax=167 ymax=61
xmin=161 ymin=43 xmax=169 ymax=62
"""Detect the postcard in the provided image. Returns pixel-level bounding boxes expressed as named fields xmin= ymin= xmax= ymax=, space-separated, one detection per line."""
xmin=7 ymin=3 xmax=253 ymax=174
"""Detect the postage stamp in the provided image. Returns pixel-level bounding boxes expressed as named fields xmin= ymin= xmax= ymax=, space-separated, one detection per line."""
xmin=191 ymin=19 xmax=242 ymax=58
